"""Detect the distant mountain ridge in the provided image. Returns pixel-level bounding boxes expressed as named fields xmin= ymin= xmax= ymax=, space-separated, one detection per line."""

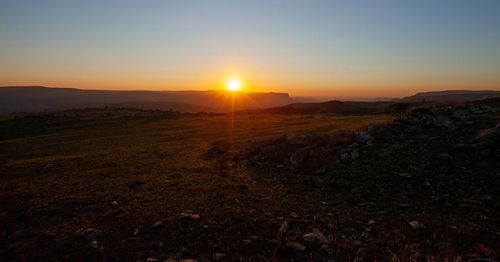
xmin=2 ymin=87 xmax=500 ymax=115
xmin=243 ymin=90 xmax=500 ymax=115
xmin=401 ymin=90 xmax=500 ymax=102
xmin=0 ymin=86 xmax=292 ymax=114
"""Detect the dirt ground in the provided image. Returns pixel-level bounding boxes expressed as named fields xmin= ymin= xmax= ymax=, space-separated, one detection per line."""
xmin=0 ymin=109 xmax=498 ymax=261
xmin=1 ymin=110 xmax=398 ymax=261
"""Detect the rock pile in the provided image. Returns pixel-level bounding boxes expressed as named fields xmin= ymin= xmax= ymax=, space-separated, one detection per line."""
xmin=234 ymin=105 xmax=498 ymax=173
xmin=394 ymin=104 xmax=497 ymax=130
xmin=234 ymin=127 xmax=382 ymax=173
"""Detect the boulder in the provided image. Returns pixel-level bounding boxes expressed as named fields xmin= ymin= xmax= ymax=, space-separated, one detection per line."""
xmin=303 ymin=228 xmax=328 ymax=243
xmin=451 ymin=109 xmax=471 ymax=121
xmin=307 ymin=148 xmax=330 ymax=170
xmin=433 ymin=115 xmax=453 ymax=128
xmin=355 ymin=132 xmax=373 ymax=144
xmin=290 ymin=148 xmax=309 ymax=169
xmin=367 ymin=123 xmax=391 ymax=136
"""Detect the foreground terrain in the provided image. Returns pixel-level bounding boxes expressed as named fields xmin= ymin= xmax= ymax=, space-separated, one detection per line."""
xmin=0 ymin=108 xmax=499 ymax=261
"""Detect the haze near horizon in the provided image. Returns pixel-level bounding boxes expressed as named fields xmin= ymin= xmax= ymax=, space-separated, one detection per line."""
xmin=1 ymin=0 xmax=500 ymax=97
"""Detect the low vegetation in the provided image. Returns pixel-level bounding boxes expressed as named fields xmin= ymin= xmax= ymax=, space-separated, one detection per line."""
xmin=0 ymin=102 xmax=498 ymax=261
xmin=0 ymin=109 xmax=388 ymax=261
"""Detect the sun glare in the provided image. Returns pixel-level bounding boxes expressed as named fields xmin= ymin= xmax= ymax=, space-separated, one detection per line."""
xmin=227 ymin=78 xmax=242 ymax=92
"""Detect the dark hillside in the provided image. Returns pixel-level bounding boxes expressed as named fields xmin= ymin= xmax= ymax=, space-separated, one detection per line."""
xmin=245 ymin=100 xmax=392 ymax=115
xmin=0 ymin=86 xmax=292 ymax=114
xmin=401 ymin=90 xmax=500 ymax=102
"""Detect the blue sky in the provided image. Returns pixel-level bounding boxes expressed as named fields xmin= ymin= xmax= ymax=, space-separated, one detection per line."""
xmin=1 ymin=0 xmax=499 ymax=96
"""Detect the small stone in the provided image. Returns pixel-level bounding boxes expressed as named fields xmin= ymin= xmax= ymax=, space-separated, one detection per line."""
xmin=433 ymin=115 xmax=453 ymax=128
xmin=320 ymin=244 xmax=333 ymax=255
xmin=355 ymin=132 xmax=373 ymax=144
xmin=152 ymin=221 xmax=162 ymax=228
xmin=215 ymin=253 xmax=225 ymax=260
xmin=242 ymin=239 xmax=252 ymax=245
xmin=111 ymin=200 xmax=119 ymax=206
xmin=398 ymin=173 xmax=412 ymax=178
xmin=340 ymin=153 xmax=350 ymax=160
xmin=315 ymin=166 xmax=326 ymax=174
xmin=290 ymin=212 xmax=299 ymax=218
xmin=133 ymin=226 xmax=141 ymax=236
xmin=287 ymin=241 xmax=306 ymax=251
xmin=352 ymin=240 xmax=362 ymax=247
xmin=408 ymin=220 xmax=423 ymax=229
xmin=290 ymin=148 xmax=309 ymax=168
xmin=303 ymin=228 xmax=328 ymax=243
xmin=409 ymin=243 xmax=421 ymax=250
xmin=351 ymin=149 xmax=360 ymax=160
xmin=89 ymin=240 xmax=99 ymax=250
xmin=277 ymin=221 xmax=288 ymax=238
xmin=180 ymin=211 xmax=200 ymax=220
xmin=80 ymin=228 xmax=101 ymax=242
xmin=249 ymin=235 xmax=260 ymax=241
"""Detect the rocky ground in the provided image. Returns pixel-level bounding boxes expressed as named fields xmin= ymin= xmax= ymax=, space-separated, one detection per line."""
xmin=0 ymin=106 xmax=499 ymax=261
xmin=231 ymin=105 xmax=500 ymax=261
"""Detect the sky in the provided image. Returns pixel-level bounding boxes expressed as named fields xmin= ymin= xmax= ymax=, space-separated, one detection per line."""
xmin=1 ymin=0 xmax=500 ymax=97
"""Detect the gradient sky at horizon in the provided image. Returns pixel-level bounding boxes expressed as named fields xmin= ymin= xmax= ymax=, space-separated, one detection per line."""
xmin=1 ymin=0 xmax=500 ymax=97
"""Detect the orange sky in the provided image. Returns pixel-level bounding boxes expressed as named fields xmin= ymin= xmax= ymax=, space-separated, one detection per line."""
xmin=1 ymin=1 xmax=500 ymax=98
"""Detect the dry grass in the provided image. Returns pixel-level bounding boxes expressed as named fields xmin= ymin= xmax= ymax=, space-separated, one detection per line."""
xmin=0 ymin=110 xmax=390 ymax=261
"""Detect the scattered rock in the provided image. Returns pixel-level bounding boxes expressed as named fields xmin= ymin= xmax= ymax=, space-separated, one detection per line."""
xmin=367 ymin=123 xmax=390 ymax=136
xmin=355 ymin=132 xmax=373 ymax=144
xmin=180 ymin=211 xmax=200 ymax=220
xmin=89 ymin=240 xmax=100 ymax=250
xmin=320 ymin=244 xmax=333 ymax=255
xmin=277 ymin=221 xmax=288 ymax=239
xmin=340 ymin=152 xmax=350 ymax=161
xmin=433 ymin=115 xmax=453 ymax=128
xmin=408 ymin=221 xmax=423 ymax=229
xmin=351 ymin=240 xmax=363 ymax=247
xmin=79 ymin=228 xmax=101 ymax=242
xmin=77 ymin=228 xmax=103 ymax=251
xmin=351 ymin=149 xmax=360 ymax=160
xmin=307 ymin=148 xmax=329 ymax=170
xmin=287 ymin=241 xmax=306 ymax=251
xmin=152 ymin=221 xmax=162 ymax=228
xmin=398 ymin=173 xmax=412 ymax=178
xmin=290 ymin=148 xmax=309 ymax=169
xmin=303 ymin=228 xmax=328 ymax=243
xmin=133 ymin=226 xmax=141 ymax=236
xmin=452 ymin=109 xmax=471 ymax=121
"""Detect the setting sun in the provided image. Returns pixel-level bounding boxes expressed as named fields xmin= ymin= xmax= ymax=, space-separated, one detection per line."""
xmin=227 ymin=78 xmax=242 ymax=92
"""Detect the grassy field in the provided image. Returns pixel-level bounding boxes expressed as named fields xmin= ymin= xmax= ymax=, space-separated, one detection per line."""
xmin=0 ymin=109 xmax=390 ymax=261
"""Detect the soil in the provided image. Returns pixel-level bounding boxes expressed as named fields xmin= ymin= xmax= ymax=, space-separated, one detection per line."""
xmin=0 ymin=109 xmax=498 ymax=261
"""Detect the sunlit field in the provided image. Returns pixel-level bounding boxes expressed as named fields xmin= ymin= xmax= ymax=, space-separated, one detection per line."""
xmin=0 ymin=110 xmax=390 ymax=260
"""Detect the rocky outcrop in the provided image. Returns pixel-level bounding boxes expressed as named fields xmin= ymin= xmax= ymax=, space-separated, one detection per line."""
xmin=235 ymin=105 xmax=499 ymax=173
